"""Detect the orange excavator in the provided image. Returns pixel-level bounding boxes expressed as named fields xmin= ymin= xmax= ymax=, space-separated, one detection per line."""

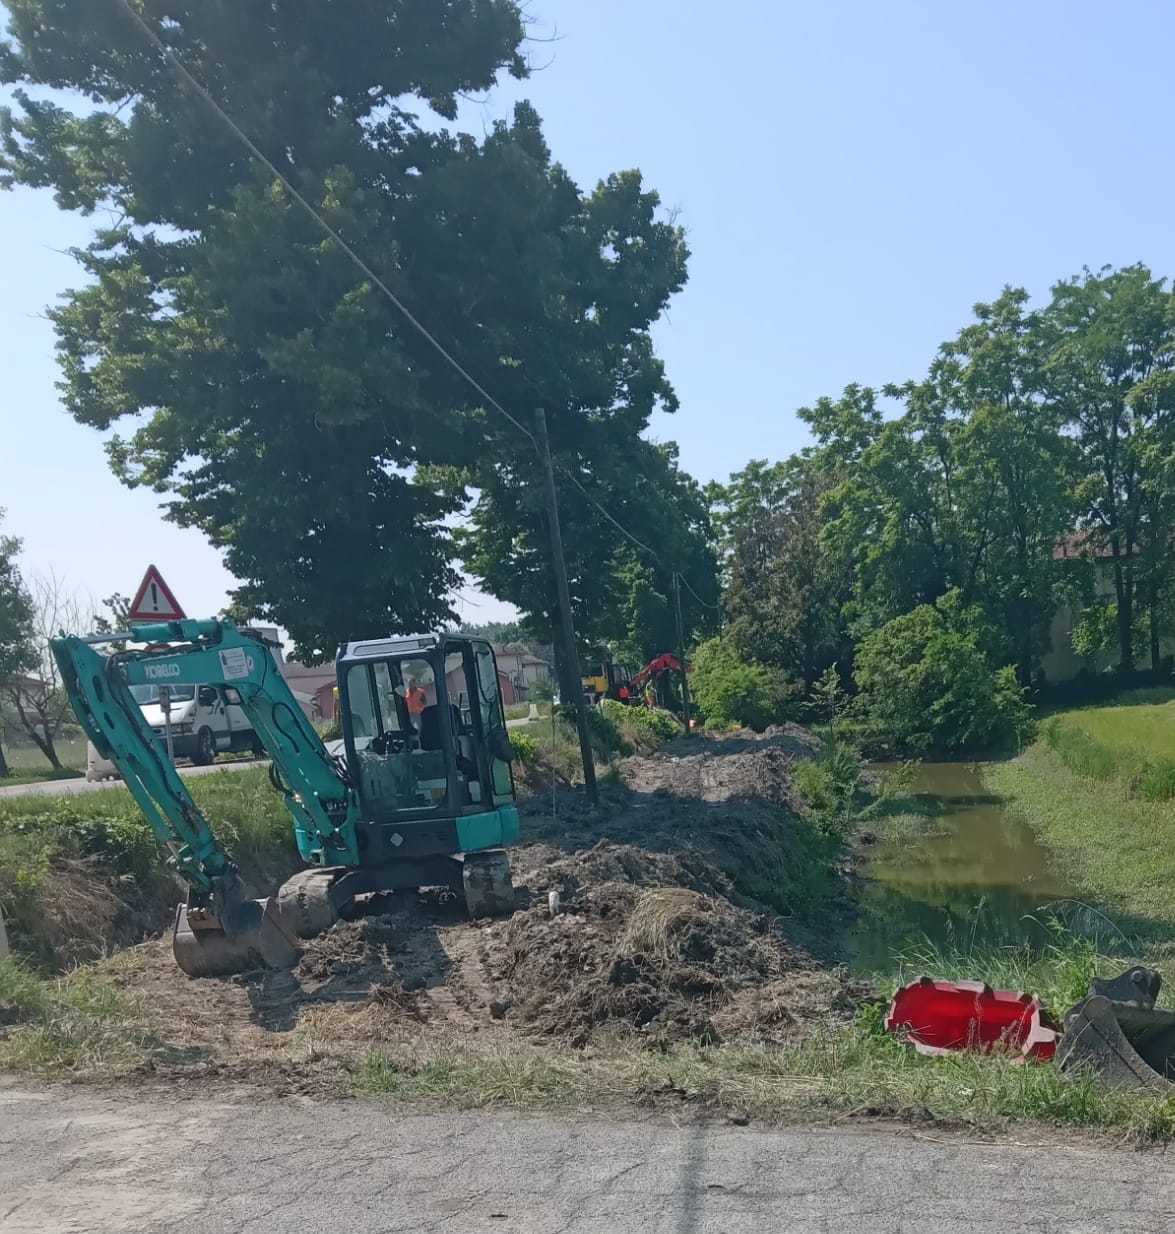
xmin=625 ymin=653 xmax=684 ymax=707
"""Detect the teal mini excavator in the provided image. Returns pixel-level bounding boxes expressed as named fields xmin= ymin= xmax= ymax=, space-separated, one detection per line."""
xmin=52 ymin=620 xmax=519 ymax=977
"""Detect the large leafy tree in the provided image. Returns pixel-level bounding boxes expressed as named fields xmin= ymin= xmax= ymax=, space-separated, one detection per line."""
xmin=807 ymin=297 xmax=1074 ymax=684
xmin=712 ymin=453 xmax=852 ymax=686
xmin=460 ymin=438 xmax=719 ymax=685
xmin=1046 ymin=265 xmax=1175 ymax=671
xmin=1 ymin=1 xmax=688 ymax=659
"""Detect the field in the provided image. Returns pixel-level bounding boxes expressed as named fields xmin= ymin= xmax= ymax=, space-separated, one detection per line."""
xmin=1061 ymin=687 xmax=1175 ymax=763
xmin=985 ymin=689 xmax=1175 ymax=938
xmin=1 ymin=736 xmax=86 ymax=786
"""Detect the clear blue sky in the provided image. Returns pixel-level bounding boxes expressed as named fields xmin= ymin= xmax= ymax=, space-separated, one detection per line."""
xmin=3 ymin=0 xmax=1174 ymax=625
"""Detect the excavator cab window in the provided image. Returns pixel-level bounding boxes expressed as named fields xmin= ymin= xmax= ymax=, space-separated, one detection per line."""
xmin=345 ymin=658 xmax=448 ymax=819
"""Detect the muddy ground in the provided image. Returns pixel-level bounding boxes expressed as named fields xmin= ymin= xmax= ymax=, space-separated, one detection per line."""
xmin=70 ymin=727 xmax=866 ymax=1082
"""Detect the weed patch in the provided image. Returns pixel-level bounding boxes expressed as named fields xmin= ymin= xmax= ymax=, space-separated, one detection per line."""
xmin=0 ymin=956 xmax=155 ymax=1075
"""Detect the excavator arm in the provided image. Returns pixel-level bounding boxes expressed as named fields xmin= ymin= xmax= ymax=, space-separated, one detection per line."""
xmin=51 ymin=619 xmax=360 ymax=913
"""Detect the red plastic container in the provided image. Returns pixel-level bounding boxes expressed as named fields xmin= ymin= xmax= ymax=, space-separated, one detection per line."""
xmin=885 ymin=977 xmax=1059 ymax=1061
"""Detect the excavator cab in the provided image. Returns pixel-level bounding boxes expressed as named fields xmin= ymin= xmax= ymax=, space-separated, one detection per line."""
xmin=335 ymin=634 xmax=518 ymax=906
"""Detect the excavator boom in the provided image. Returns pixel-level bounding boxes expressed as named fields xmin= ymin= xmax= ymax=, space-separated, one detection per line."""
xmin=51 ymin=619 xmax=361 ymax=975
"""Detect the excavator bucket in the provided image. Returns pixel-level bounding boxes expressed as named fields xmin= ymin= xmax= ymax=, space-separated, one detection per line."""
xmin=1058 ymin=967 xmax=1175 ymax=1092
xmin=172 ymin=895 xmax=301 ymax=979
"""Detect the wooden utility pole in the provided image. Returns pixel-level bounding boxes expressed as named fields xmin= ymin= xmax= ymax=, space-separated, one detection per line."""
xmin=534 ymin=408 xmax=598 ymax=806
xmin=673 ymin=572 xmax=692 ymax=736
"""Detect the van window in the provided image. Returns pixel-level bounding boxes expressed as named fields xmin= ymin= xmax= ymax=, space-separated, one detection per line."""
xmin=130 ymin=683 xmax=195 ymax=704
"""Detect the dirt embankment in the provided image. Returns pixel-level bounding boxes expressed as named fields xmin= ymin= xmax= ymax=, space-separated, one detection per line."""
xmin=84 ymin=725 xmax=863 ymax=1081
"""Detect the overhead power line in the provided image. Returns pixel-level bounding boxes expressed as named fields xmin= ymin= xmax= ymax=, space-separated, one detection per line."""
xmin=111 ymin=0 xmax=722 ymax=615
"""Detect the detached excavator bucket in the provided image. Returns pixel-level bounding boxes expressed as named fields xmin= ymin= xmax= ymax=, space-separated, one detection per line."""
xmin=172 ymin=895 xmax=301 ymax=979
xmin=1058 ymin=968 xmax=1175 ymax=1092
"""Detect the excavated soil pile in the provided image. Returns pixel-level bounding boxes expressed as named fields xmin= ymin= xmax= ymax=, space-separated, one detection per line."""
xmin=97 ymin=725 xmax=860 ymax=1064
xmin=482 ymin=841 xmax=853 ymax=1047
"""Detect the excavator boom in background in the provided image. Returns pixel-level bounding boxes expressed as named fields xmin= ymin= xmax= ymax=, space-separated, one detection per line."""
xmin=52 ymin=620 xmax=519 ymax=977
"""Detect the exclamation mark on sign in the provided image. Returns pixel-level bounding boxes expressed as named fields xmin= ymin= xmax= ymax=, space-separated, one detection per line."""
xmin=151 ymin=582 xmax=159 ymax=610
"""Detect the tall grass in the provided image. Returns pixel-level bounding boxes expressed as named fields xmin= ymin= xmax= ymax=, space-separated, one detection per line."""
xmin=1043 ymin=716 xmax=1175 ymax=801
xmin=0 ymin=955 xmax=155 ymax=1074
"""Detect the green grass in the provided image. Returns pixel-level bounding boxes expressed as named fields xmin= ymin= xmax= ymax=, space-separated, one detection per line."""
xmin=0 ymin=766 xmax=298 ymax=969
xmin=1065 ymin=689 xmax=1175 ymax=760
xmin=2 ymin=737 xmax=87 ymax=786
xmin=5 ymin=736 xmax=88 ymax=771
xmin=986 ymin=687 xmax=1175 ymax=935
xmin=0 ymin=956 xmax=156 ymax=1075
xmin=357 ymin=1035 xmax=1175 ymax=1140
xmin=987 ymin=745 xmax=1175 ymax=938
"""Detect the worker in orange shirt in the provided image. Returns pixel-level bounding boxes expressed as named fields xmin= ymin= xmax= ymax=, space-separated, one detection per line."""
xmin=405 ymin=678 xmax=428 ymax=718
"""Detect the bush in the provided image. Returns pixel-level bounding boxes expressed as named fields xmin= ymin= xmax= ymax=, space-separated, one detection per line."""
xmin=853 ymin=590 xmax=1035 ymax=757
xmin=509 ymin=731 xmax=540 ymax=770
xmin=598 ymin=699 xmax=681 ymax=746
xmin=792 ymin=732 xmax=865 ymax=836
xmin=690 ymin=636 xmax=792 ymax=731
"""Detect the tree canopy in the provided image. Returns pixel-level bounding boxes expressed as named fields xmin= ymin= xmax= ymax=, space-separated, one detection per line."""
xmin=1 ymin=1 xmax=699 ymax=659
xmin=713 ymin=268 xmax=1175 ymax=696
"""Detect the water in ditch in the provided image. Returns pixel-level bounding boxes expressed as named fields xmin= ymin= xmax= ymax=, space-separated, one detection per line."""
xmin=849 ymin=761 xmax=1079 ymax=972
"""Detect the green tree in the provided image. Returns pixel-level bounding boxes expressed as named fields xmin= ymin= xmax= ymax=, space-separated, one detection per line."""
xmin=690 ymin=634 xmax=792 ymax=731
xmin=807 ymin=296 xmax=1073 ymax=684
xmin=713 ymin=453 xmax=852 ymax=686
xmin=1046 ymin=265 xmax=1175 ymax=671
xmin=853 ymin=590 xmax=1033 ymax=756
xmin=0 ymin=512 xmax=36 ymax=778
xmin=1 ymin=1 xmax=688 ymax=660
xmin=460 ymin=439 xmax=718 ymax=676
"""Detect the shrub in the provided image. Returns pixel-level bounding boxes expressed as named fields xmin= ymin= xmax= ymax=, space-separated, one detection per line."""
xmin=853 ymin=591 xmax=1035 ymax=757
xmin=598 ymin=699 xmax=680 ymax=746
xmin=793 ymin=732 xmax=865 ymax=836
xmin=509 ymin=731 xmax=540 ymax=770
xmin=690 ymin=635 xmax=792 ymax=731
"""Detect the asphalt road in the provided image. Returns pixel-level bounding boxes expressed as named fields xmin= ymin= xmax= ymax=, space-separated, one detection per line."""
xmin=2 ymin=1085 xmax=1173 ymax=1233
xmin=0 ymin=759 xmax=267 ymax=800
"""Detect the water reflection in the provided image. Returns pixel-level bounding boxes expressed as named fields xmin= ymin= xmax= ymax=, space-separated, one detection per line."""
xmin=850 ymin=762 xmax=1076 ymax=972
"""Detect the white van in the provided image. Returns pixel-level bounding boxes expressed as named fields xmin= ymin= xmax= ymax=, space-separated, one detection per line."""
xmin=86 ymin=683 xmax=262 ymax=781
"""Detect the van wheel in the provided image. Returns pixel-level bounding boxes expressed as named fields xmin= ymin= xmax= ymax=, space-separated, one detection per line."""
xmin=193 ymin=727 xmax=216 ymax=766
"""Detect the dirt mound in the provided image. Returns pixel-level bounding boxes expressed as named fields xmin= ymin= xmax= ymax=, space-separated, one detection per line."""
xmin=622 ymin=723 xmax=819 ymax=808
xmin=84 ymin=725 xmax=860 ymax=1071
xmin=484 ymin=862 xmax=851 ymax=1046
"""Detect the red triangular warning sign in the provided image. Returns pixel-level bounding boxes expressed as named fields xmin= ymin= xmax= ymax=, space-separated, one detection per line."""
xmin=128 ymin=565 xmax=186 ymax=622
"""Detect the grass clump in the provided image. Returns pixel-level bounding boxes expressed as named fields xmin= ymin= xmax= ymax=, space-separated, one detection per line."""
xmin=358 ymin=1041 xmax=588 ymax=1108
xmin=0 ymin=955 xmax=155 ymax=1075
xmin=619 ymin=887 xmax=712 ymax=961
